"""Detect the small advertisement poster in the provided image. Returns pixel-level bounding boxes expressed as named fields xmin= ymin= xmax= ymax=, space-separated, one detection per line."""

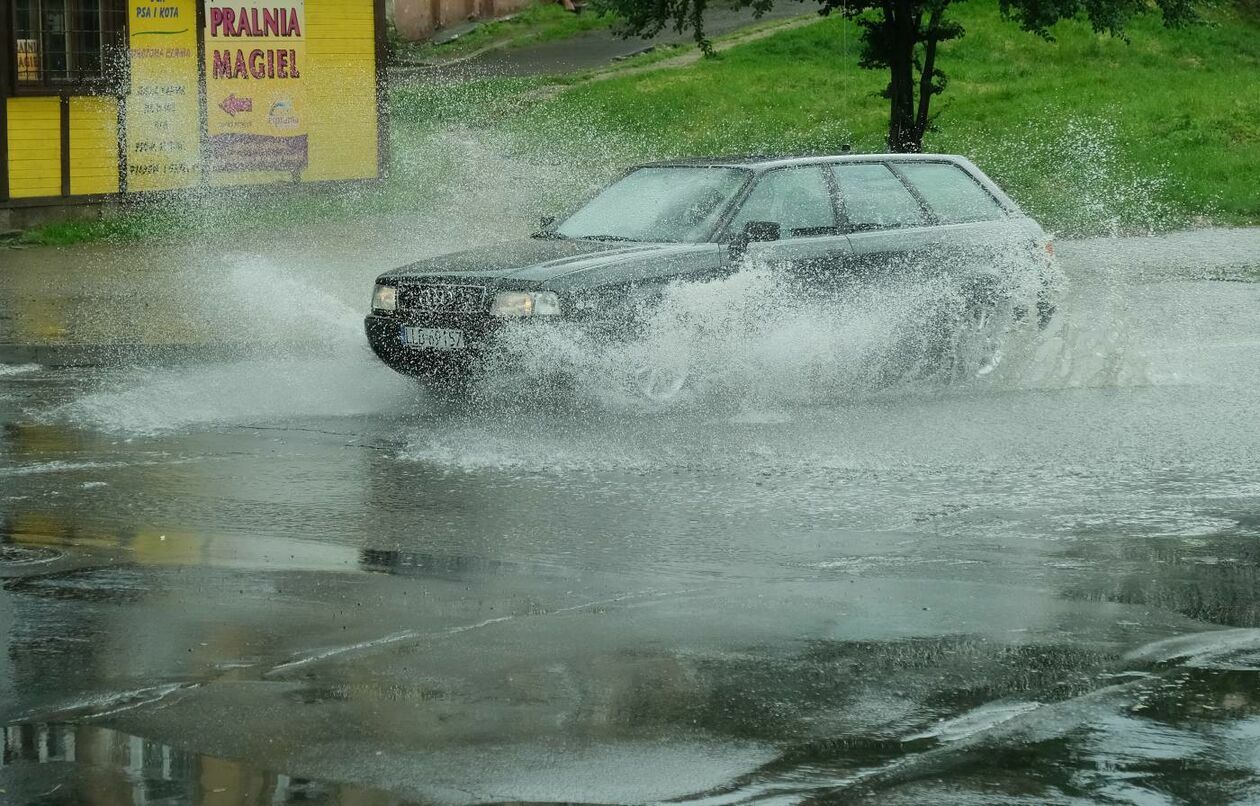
xmin=16 ymin=39 xmax=39 ymax=81
xmin=125 ymin=0 xmax=201 ymax=191
xmin=204 ymin=0 xmax=308 ymax=175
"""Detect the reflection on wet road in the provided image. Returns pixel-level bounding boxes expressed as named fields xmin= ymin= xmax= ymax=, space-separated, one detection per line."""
xmin=2 ymin=230 xmax=1260 ymax=804
xmin=2 ymin=722 xmax=403 ymax=805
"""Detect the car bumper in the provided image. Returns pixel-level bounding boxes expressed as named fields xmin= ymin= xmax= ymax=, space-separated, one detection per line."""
xmin=365 ymin=312 xmax=502 ymax=380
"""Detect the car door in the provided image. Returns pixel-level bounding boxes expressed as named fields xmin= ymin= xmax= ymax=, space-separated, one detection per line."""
xmin=829 ymin=161 xmax=938 ymax=283
xmin=889 ymin=161 xmax=1021 ymax=274
xmin=727 ymin=165 xmax=854 ymax=283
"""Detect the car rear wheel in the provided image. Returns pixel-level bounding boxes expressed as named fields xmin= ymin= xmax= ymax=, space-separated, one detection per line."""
xmin=947 ymin=296 xmax=1016 ymax=379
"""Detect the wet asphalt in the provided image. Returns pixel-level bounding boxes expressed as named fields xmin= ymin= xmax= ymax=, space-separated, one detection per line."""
xmin=2 ymin=227 xmax=1260 ymax=804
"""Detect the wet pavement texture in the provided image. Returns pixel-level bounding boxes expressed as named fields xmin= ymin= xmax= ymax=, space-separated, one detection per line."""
xmin=2 ymin=227 xmax=1260 ymax=804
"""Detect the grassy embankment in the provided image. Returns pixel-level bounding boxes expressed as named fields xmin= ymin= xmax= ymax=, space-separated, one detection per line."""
xmin=17 ymin=1 xmax=1259 ymax=245
xmin=502 ymin=1 xmax=1260 ymax=234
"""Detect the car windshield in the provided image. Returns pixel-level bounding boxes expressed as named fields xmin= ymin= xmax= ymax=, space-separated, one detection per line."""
xmin=554 ymin=166 xmax=750 ymax=243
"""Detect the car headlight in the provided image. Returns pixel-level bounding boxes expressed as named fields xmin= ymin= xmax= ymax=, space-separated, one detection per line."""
xmin=490 ymin=291 xmax=561 ymax=318
xmin=372 ymin=284 xmax=397 ymax=312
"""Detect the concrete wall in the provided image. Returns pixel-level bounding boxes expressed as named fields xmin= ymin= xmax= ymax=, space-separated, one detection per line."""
xmin=392 ymin=0 xmax=533 ymax=41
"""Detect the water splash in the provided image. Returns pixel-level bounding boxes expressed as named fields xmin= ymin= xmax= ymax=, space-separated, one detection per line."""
xmin=52 ymin=358 xmax=411 ymax=435
xmin=48 ymin=254 xmax=415 ymax=434
xmin=965 ymin=116 xmax=1190 ymax=237
xmin=0 ymin=363 xmax=43 ymax=376
xmin=478 ymin=244 xmax=1085 ymax=410
xmin=35 ymin=116 xmax=1226 ymax=435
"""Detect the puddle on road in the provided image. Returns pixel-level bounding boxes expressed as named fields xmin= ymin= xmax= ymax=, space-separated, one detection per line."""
xmin=5 ymin=634 xmax=1260 ymax=804
xmin=0 ymin=722 xmax=404 ymax=806
xmin=692 ymin=646 xmax=1260 ymax=804
xmin=3 ymin=199 xmax=1259 ymax=806
xmin=1 ymin=118 xmax=1259 ymax=805
xmin=0 ymin=545 xmax=64 ymax=568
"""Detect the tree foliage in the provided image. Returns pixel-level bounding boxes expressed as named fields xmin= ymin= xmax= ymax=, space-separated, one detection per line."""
xmin=598 ymin=0 xmax=1197 ymax=152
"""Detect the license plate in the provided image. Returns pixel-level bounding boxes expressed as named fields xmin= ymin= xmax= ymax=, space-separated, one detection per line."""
xmin=400 ymin=326 xmax=466 ymax=350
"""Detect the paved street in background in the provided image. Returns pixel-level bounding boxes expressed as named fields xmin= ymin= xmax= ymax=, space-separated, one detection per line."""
xmin=393 ymin=4 xmax=816 ymax=82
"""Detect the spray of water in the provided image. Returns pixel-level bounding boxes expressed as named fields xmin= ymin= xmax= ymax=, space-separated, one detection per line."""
xmin=476 ymin=240 xmax=1084 ymax=411
xmin=39 ymin=108 xmax=1203 ymax=435
xmin=49 ymin=254 xmax=416 ymax=434
xmin=962 ymin=116 xmax=1192 ymax=238
xmin=0 ymin=364 xmax=43 ymax=377
xmin=39 ymin=125 xmax=601 ymax=434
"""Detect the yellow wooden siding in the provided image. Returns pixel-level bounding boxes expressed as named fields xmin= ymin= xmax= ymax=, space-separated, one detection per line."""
xmin=6 ymin=1 xmax=380 ymax=199
xmin=69 ymin=97 xmax=120 ymax=196
xmin=7 ymin=97 xmax=62 ymax=199
xmin=303 ymin=0 xmax=379 ymax=182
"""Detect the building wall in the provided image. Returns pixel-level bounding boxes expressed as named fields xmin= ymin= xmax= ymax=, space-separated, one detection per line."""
xmin=301 ymin=0 xmax=380 ymax=181
xmin=202 ymin=0 xmax=383 ymax=188
xmin=5 ymin=97 xmax=120 ymax=199
xmin=392 ymin=0 xmax=533 ymax=42
xmin=5 ymin=98 xmax=61 ymax=199
xmin=2 ymin=0 xmax=384 ymax=205
xmin=69 ymin=98 xmax=121 ymax=196
xmin=126 ymin=0 xmax=201 ymax=192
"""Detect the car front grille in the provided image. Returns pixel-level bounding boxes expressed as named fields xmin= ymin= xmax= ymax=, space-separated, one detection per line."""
xmin=398 ymin=284 xmax=486 ymax=314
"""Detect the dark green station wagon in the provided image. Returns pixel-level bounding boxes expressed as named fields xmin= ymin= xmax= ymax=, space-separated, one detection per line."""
xmin=365 ymin=153 xmax=1055 ymax=398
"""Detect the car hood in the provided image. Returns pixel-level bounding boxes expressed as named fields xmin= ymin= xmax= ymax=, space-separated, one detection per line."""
xmin=380 ymin=239 xmax=723 ymax=290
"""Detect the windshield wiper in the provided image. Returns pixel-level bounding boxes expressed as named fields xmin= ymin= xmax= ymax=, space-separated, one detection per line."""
xmin=575 ymin=234 xmax=640 ymax=242
xmin=531 ymin=230 xmax=568 ymax=240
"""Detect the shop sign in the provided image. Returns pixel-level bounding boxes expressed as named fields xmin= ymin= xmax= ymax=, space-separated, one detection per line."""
xmin=16 ymin=39 xmax=39 ymax=81
xmin=125 ymin=0 xmax=201 ymax=191
xmin=204 ymin=0 xmax=309 ymax=174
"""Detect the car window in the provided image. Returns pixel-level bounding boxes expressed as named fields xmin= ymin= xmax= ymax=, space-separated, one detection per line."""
xmin=556 ymin=167 xmax=750 ymax=243
xmin=729 ymin=166 xmax=838 ymax=238
xmin=831 ymin=163 xmax=925 ymax=230
xmin=896 ymin=162 xmax=1006 ymax=223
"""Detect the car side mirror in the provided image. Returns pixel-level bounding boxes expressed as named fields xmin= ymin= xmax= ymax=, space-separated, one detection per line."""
xmin=729 ymin=220 xmax=781 ymax=261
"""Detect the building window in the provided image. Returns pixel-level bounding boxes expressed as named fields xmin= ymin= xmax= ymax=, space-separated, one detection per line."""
xmin=13 ymin=0 xmax=126 ymax=89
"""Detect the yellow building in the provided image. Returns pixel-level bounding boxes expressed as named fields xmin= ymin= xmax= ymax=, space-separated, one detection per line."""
xmin=0 ymin=0 xmax=385 ymax=225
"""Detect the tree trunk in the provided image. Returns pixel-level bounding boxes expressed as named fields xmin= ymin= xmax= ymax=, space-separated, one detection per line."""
xmin=885 ymin=0 xmax=921 ymax=152
xmin=914 ymin=6 xmax=944 ymax=146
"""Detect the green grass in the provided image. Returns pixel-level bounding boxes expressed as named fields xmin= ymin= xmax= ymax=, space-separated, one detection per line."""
xmin=395 ymin=1 xmax=617 ymax=63
xmin=11 ymin=219 xmax=120 ymax=246
xmin=513 ymin=3 xmax=1260 ymax=233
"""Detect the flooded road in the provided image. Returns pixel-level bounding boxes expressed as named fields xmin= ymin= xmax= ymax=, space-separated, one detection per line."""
xmin=2 ymin=228 xmax=1260 ymax=804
